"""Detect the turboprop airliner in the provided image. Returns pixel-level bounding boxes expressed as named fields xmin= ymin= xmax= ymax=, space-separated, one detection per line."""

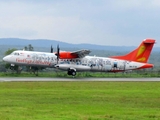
xmin=55 ymin=38 xmax=155 ymax=76
xmin=3 ymin=38 xmax=155 ymax=76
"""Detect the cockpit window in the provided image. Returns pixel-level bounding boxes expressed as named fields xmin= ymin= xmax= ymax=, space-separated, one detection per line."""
xmin=11 ymin=52 xmax=19 ymax=55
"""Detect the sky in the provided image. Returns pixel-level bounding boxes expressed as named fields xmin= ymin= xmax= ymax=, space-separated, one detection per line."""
xmin=0 ymin=0 xmax=160 ymax=46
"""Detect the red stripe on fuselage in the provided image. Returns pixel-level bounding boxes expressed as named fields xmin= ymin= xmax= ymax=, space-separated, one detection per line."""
xmin=137 ymin=63 xmax=154 ymax=69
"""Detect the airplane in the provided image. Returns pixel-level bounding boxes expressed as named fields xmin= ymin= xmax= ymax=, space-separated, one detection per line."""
xmin=55 ymin=38 xmax=156 ymax=76
xmin=3 ymin=38 xmax=155 ymax=76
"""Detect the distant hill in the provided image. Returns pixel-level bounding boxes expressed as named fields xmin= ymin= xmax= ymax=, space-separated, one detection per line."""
xmin=0 ymin=38 xmax=159 ymax=52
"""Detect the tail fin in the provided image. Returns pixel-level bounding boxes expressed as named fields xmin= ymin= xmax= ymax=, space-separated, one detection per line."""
xmin=110 ymin=38 xmax=156 ymax=63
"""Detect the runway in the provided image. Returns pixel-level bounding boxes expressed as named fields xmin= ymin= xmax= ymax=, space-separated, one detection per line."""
xmin=0 ymin=77 xmax=160 ymax=82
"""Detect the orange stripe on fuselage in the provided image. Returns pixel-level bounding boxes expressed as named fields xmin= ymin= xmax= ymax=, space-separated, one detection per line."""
xmin=137 ymin=63 xmax=154 ymax=69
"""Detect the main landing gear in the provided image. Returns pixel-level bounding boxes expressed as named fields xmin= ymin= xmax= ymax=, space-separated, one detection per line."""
xmin=67 ymin=68 xmax=76 ymax=76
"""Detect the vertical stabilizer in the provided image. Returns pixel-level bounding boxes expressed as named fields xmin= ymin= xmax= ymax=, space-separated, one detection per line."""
xmin=110 ymin=39 xmax=156 ymax=63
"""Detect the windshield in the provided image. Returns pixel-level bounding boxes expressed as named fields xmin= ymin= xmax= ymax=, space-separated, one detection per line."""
xmin=10 ymin=52 xmax=19 ymax=56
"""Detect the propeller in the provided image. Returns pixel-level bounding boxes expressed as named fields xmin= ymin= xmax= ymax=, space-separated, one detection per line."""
xmin=51 ymin=45 xmax=53 ymax=53
xmin=55 ymin=44 xmax=60 ymax=63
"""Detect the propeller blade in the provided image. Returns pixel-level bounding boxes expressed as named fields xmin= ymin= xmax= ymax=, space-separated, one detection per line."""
xmin=57 ymin=44 xmax=60 ymax=63
xmin=51 ymin=45 xmax=53 ymax=53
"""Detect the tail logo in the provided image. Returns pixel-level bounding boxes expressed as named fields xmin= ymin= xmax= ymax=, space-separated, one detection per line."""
xmin=137 ymin=57 xmax=146 ymax=62
xmin=136 ymin=45 xmax=146 ymax=62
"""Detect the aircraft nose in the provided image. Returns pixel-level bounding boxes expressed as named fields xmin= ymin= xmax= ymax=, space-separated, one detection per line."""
xmin=3 ymin=56 xmax=9 ymax=62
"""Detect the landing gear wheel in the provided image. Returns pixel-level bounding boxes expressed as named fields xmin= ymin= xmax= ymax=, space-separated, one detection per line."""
xmin=67 ymin=69 xmax=76 ymax=76
xmin=72 ymin=71 xmax=76 ymax=76
xmin=10 ymin=66 xmax=14 ymax=70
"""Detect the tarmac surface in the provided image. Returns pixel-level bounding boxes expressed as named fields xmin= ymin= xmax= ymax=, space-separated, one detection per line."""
xmin=0 ymin=77 xmax=160 ymax=82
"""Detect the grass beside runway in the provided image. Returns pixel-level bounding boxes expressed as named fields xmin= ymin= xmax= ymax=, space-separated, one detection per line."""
xmin=0 ymin=81 xmax=160 ymax=120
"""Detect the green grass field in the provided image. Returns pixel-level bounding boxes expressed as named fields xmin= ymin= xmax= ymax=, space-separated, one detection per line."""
xmin=0 ymin=81 xmax=160 ymax=120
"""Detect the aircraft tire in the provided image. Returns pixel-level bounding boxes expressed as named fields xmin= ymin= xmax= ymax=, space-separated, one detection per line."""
xmin=67 ymin=69 xmax=76 ymax=76
xmin=10 ymin=66 xmax=14 ymax=70
xmin=72 ymin=70 xmax=76 ymax=76
xmin=67 ymin=69 xmax=71 ymax=75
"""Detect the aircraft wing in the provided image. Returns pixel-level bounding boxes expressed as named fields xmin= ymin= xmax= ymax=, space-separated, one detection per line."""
xmin=70 ymin=49 xmax=91 ymax=58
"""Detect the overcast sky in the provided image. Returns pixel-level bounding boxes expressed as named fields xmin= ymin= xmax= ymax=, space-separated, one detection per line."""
xmin=0 ymin=0 xmax=160 ymax=46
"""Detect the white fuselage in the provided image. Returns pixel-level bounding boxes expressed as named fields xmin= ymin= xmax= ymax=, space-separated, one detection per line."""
xmin=3 ymin=50 xmax=57 ymax=67
xmin=57 ymin=56 xmax=150 ymax=72
xmin=3 ymin=50 xmax=152 ymax=72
